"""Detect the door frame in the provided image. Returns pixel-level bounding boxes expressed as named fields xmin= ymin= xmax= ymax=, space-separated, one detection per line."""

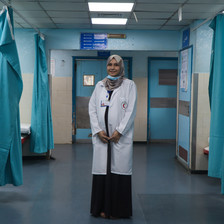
xmin=72 ymin=56 xmax=132 ymax=142
xmin=147 ymin=57 xmax=178 ymax=143
xmin=176 ymin=45 xmax=193 ymax=168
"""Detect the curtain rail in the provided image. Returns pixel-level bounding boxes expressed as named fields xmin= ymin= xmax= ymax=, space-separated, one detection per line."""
xmin=0 ymin=0 xmax=44 ymax=39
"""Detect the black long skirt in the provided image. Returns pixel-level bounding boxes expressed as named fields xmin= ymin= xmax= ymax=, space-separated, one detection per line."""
xmin=90 ymin=173 xmax=132 ymax=218
xmin=90 ymin=141 xmax=132 ymax=218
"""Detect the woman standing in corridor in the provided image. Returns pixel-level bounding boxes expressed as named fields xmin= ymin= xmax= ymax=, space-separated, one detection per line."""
xmin=88 ymin=54 xmax=137 ymax=219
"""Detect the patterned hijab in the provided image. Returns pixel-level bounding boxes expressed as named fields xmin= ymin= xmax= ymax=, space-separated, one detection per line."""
xmin=103 ymin=55 xmax=125 ymax=91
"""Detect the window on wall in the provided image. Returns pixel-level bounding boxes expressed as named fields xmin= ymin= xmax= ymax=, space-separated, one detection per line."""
xmin=83 ymin=74 xmax=95 ymax=86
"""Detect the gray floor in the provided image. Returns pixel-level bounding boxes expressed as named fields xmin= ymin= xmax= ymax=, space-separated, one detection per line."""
xmin=1 ymin=143 xmax=224 ymax=224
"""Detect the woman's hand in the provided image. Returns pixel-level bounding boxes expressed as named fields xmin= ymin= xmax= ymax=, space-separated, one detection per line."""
xmin=109 ymin=130 xmax=121 ymax=143
xmin=98 ymin=131 xmax=110 ymax=143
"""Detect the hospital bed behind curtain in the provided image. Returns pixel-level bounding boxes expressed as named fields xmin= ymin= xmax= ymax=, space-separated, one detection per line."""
xmin=0 ymin=6 xmax=23 ymax=186
xmin=208 ymin=14 xmax=224 ymax=194
xmin=30 ymin=34 xmax=54 ymax=154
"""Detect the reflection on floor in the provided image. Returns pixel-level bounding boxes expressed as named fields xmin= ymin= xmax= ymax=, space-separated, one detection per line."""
xmin=0 ymin=143 xmax=224 ymax=224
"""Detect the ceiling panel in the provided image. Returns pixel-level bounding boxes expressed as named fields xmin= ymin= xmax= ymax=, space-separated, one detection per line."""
xmin=135 ymin=3 xmax=180 ymax=12
xmin=133 ymin=12 xmax=174 ymax=19
xmin=13 ymin=10 xmax=48 ymax=18
xmin=136 ymin=0 xmax=185 ymax=3
xmin=56 ymin=23 xmax=91 ymax=29
xmin=183 ymin=4 xmax=224 ymax=13
xmin=47 ymin=11 xmax=89 ymax=18
xmin=33 ymin=23 xmax=57 ymax=28
xmin=40 ymin=2 xmax=88 ymax=11
xmin=15 ymin=17 xmax=53 ymax=23
xmin=0 ymin=0 xmax=223 ymax=30
xmin=15 ymin=23 xmax=33 ymax=28
xmin=39 ymin=0 xmax=86 ymax=2
xmin=11 ymin=0 xmax=36 ymax=2
xmin=188 ymin=0 xmax=224 ymax=3
xmin=52 ymin=18 xmax=90 ymax=23
xmin=128 ymin=19 xmax=166 ymax=25
xmin=11 ymin=2 xmax=42 ymax=10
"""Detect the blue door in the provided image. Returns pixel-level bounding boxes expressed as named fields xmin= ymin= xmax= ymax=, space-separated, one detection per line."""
xmin=148 ymin=58 xmax=178 ymax=142
xmin=73 ymin=57 xmax=131 ymax=142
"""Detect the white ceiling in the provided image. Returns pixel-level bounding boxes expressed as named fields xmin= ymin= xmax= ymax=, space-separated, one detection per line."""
xmin=1 ymin=0 xmax=224 ymax=30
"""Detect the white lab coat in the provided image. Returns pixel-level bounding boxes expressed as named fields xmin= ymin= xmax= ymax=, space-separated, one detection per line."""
xmin=89 ymin=79 xmax=137 ymax=175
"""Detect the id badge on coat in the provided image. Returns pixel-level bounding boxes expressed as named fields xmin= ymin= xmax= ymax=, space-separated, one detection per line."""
xmin=101 ymin=100 xmax=110 ymax=107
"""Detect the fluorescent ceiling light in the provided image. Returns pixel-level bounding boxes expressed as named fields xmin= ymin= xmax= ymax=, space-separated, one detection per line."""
xmin=91 ymin=18 xmax=128 ymax=25
xmin=88 ymin=2 xmax=134 ymax=12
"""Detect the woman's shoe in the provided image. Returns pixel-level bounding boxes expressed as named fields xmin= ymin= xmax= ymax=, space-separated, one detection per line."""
xmin=100 ymin=212 xmax=106 ymax=218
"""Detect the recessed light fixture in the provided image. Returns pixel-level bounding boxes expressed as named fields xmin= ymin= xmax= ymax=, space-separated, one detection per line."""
xmin=88 ymin=2 xmax=134 ymax=12
xmin=178 ymin=6 xmax=182 ymax=22
xmin=91 ymin=18 xmax=128 ymax=25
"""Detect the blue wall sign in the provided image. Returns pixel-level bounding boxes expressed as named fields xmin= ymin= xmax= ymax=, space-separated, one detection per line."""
xmin=182 ymin=28 xmax=190 ymax=49
xmin=80 ymin=33 xmax=108 ymax=50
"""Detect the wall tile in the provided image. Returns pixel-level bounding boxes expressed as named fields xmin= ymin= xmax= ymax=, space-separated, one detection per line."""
xmin=20 ymin=73 xmax=34 ymax=123
xmin=52 ymin=76 xmax=73 ymax=144
xmin=133 ymin=77 xmax=148 ymax=141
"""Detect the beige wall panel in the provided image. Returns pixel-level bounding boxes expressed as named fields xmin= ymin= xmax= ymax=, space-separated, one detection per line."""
xmin=52 ymin=77 xmax=73 ymax=144
xmin=52 ymin=77 xmax=67 ymax=91
xmin=20 ymin=73 xmax=34 ymax=124
xmin=195 ymin=73 xmax=210 ymax=170
xmin=133 ymin=77 xmax=148 ymax=141
xmin=66 ymin=77 xmax=73 ymax=92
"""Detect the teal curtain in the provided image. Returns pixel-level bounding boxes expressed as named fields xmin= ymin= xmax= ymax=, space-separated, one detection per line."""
xmin=30 ymin=34 xmax=54 ymax=153
xmin=0 ymin=6 xmax=23 ymax=186
xmin=208 ymin=14 xmax=224 ymax=194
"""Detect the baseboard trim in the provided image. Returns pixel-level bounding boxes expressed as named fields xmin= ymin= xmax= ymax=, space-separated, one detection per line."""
xmin=75 ymin=139 xmax=92 ymax=143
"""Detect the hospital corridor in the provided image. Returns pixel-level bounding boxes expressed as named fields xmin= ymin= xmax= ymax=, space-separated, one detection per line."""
xmin=1 ymin=0 xmax=224 ymax=224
